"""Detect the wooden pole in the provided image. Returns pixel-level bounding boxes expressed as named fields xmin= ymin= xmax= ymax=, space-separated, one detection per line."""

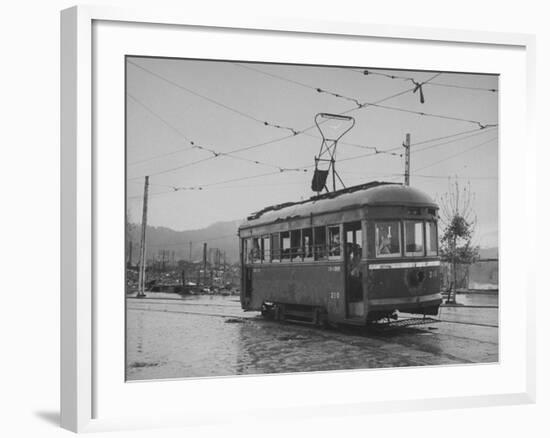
xmin=137 ymin=176 xmax=149 ymax=297
xmin=127 ymin=241 xmax=132 ymax=268
xmin=202 ymin=242 xmax=207 ymax=286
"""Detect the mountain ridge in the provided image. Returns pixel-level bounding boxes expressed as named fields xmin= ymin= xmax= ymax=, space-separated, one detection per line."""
xmin=127 ymin=219 xmax=243 ymax=264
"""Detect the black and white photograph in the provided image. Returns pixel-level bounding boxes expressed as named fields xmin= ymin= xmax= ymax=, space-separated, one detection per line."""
xmin=125 ymin=56 xmax=499 ymax=381
xmin=4 ymin=0 xmax=549 ymax=435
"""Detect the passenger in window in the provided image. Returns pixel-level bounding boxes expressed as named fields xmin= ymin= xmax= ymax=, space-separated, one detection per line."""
xmin=304 ymin=237 xmax=312 ymax=258
xmin=315 ymin=243 xmax=326 ymax=260
xmin=378 ymin=230 xmax=392 ymax=255
xmin=329 ymin=232 xmax=341 ymax=257
xmin=347 ymin=243 xmax=361 ymax=275
xmin=346 ymin=242 xmax=363 ymax=301
xmin=251 ymin=240 xmax=261 ymax=261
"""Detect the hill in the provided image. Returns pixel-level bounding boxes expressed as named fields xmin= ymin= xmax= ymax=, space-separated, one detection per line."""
xmin=127 ymin=219 xmax=243 ymax=264
xmin=478 ymin=247 xmax=498 ymax=259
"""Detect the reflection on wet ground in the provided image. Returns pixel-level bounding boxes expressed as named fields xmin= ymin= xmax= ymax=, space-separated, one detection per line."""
xmin=126 ymin=293 xmax=498 ymax=380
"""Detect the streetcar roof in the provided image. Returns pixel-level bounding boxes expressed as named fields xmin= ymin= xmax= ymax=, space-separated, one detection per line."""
xmin=240 ymin=181 xmax=438 ymax=230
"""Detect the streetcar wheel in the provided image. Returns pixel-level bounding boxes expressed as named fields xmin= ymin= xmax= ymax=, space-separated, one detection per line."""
xmin=314 ymin=308 xmax=328 ymax=328
xmin=274 ymin=304 xmax=285 ymax=321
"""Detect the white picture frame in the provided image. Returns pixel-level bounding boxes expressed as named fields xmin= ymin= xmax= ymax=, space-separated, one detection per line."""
xmin=60 ymin=5 xmax=536 ymax=433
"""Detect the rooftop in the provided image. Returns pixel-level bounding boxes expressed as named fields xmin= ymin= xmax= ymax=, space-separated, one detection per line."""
xmin=241 ymin=181 xmax=438 ymax=229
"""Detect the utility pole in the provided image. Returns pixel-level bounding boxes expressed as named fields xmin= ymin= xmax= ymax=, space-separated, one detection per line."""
xmin=223 ymin=251 xmax=226 ymax=284
xmin=137 ymin=176 xmax=149 ymax=298
xmin=202 ymin=242 xmax=207 ymax=285
xmin=161 ymin=249 xmax=166 ymax=272
xmin=127 ymin=241 xmax=133 ymax=268
xmin=403 ymin=133 xmax=410 ymax=186
xmin=189 ymin=241 xmax=192 ymax=262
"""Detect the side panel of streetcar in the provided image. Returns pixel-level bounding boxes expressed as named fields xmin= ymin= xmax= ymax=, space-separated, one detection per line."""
xmin=243 ymin=262 xmax=347 ymax=320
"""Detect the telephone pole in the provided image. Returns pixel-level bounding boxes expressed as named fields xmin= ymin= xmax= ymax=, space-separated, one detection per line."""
xmin=189 ymin=241 xmax=192 ymax=262
xmin=137 ymin=176 xmax=149 ymax=298
xmin=127 ymin=241 xmax=133 ymax=268
xmin=403 ymin=133 xmax=410 ymax=186
xmin=203 ymin=243 xmax=207 ymax=276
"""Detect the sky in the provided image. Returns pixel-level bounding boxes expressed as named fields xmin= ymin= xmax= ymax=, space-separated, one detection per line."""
xmin=126 ymin=57 xmax=498 ymax=247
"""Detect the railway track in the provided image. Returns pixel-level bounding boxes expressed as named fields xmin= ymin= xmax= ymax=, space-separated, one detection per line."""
xmin=127 ymin=300 xmax=498 ymax=329
xmin=127 ymin=306 xmax=253 ymax=320
xmin=127 ymin=297 xmax=240 ymax=308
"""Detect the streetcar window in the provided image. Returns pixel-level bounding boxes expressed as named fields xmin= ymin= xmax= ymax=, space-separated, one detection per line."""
xmin=328 ymin=226 xmax=341 ymax=259
xmin=271 ymin=233 xmax=281 ymax=261
xmin=426 ymin=222 xmax=438 ymax=256
xmin=251 ymin=237 xmax=261 ymax=263
xmin=281 ymin=231 xmax=291 ymax=261
xmin=404 ymin=220 xmax=425 ymax=256
xmin=243 ymin=238 xmax=252 ymax=263
xmin=375 ymin=222 xmax=401 ymax=257
xmin=314 ymin=226 xmax=327 ymax=260
xmin=290 ymin=230 xmax=302 ymax=261
xmin=345 ymin=222 xmax=363 ymax=302
xmin=302 ymin=228 xmax=313 ymax=259
xmin=262 ymin=235 xmax=271 ymax=262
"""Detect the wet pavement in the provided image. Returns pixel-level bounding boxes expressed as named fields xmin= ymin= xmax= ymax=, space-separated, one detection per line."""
xmin=126 ymin=292 xmax=498 ymax=381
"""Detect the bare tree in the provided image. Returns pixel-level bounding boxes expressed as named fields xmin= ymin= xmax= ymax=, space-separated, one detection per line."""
xmin=438 ymin=178 xmax=479 ymax=303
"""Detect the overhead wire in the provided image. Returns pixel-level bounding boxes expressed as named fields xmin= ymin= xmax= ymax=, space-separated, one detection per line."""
xmin=128 ymin=125 xmax=497 ymax=197
xmin=338 ymin=170 xmax=497 ymax=181
xmin=129 ymin=79 xmax=479 ymax=172
xmin=127 ymin=59 xmax=497 ymax=185
xmin=130 ymin=61 xmax=492 ymax=182
xmin=128 ymin=61 xmax=418 ymax=173
xmin=127 ymin=93 xmax=196 ymax=166
xmin=410 ymin=126 xmax=497 ymax=154
xmin=127 ymin=133 xmax=301 ymax=180
xmin=348 ymin=68 xmax=498 ymax=93
xmin=427 ymin=81 xmax=498 ymax=92
xmin=368 ymin=103 xmax=497 ymax=129
xmin=413 ymin=136 xmax=498 ymax=172
xmin=234 ymin=63 xmax=411 ymax=109
xmin=128 ymin=170 xmax=289 ymax=199
xmin=191 ymin=144 xmax=308 ymax=172
xmin=407 ymin=174 xmax=498 ymax=180
xmin=311 ymin=125 xmax=497 ymax=167
xmin=126 ymin=82 xmax=417 ymax=179
xmin=128 ymin=60 xmax=300 ymax=135
xmin=132 ymin=59 xmax=495 ymax=136
xmin=409 ymin=126 xmax=489 ymax=147
xmin=234 ymin=64 xmax=495 ymax=131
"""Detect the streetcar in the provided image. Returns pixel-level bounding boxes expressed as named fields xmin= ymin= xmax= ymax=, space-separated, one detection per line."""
xmin=238 ymin=181 xmax=441 ymax=326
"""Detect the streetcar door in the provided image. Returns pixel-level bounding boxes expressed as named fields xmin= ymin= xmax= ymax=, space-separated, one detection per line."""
xmin=244 ymin=267 xmax=253 ymax=303
xmin=241 ymin=238 xmax=253 ymax=307
xmin=344 ymin=222 xmax=364 ymax=318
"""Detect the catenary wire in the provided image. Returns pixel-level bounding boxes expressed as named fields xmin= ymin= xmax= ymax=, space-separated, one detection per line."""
xmin=127 ymin=60 xmax=496 ymax=182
